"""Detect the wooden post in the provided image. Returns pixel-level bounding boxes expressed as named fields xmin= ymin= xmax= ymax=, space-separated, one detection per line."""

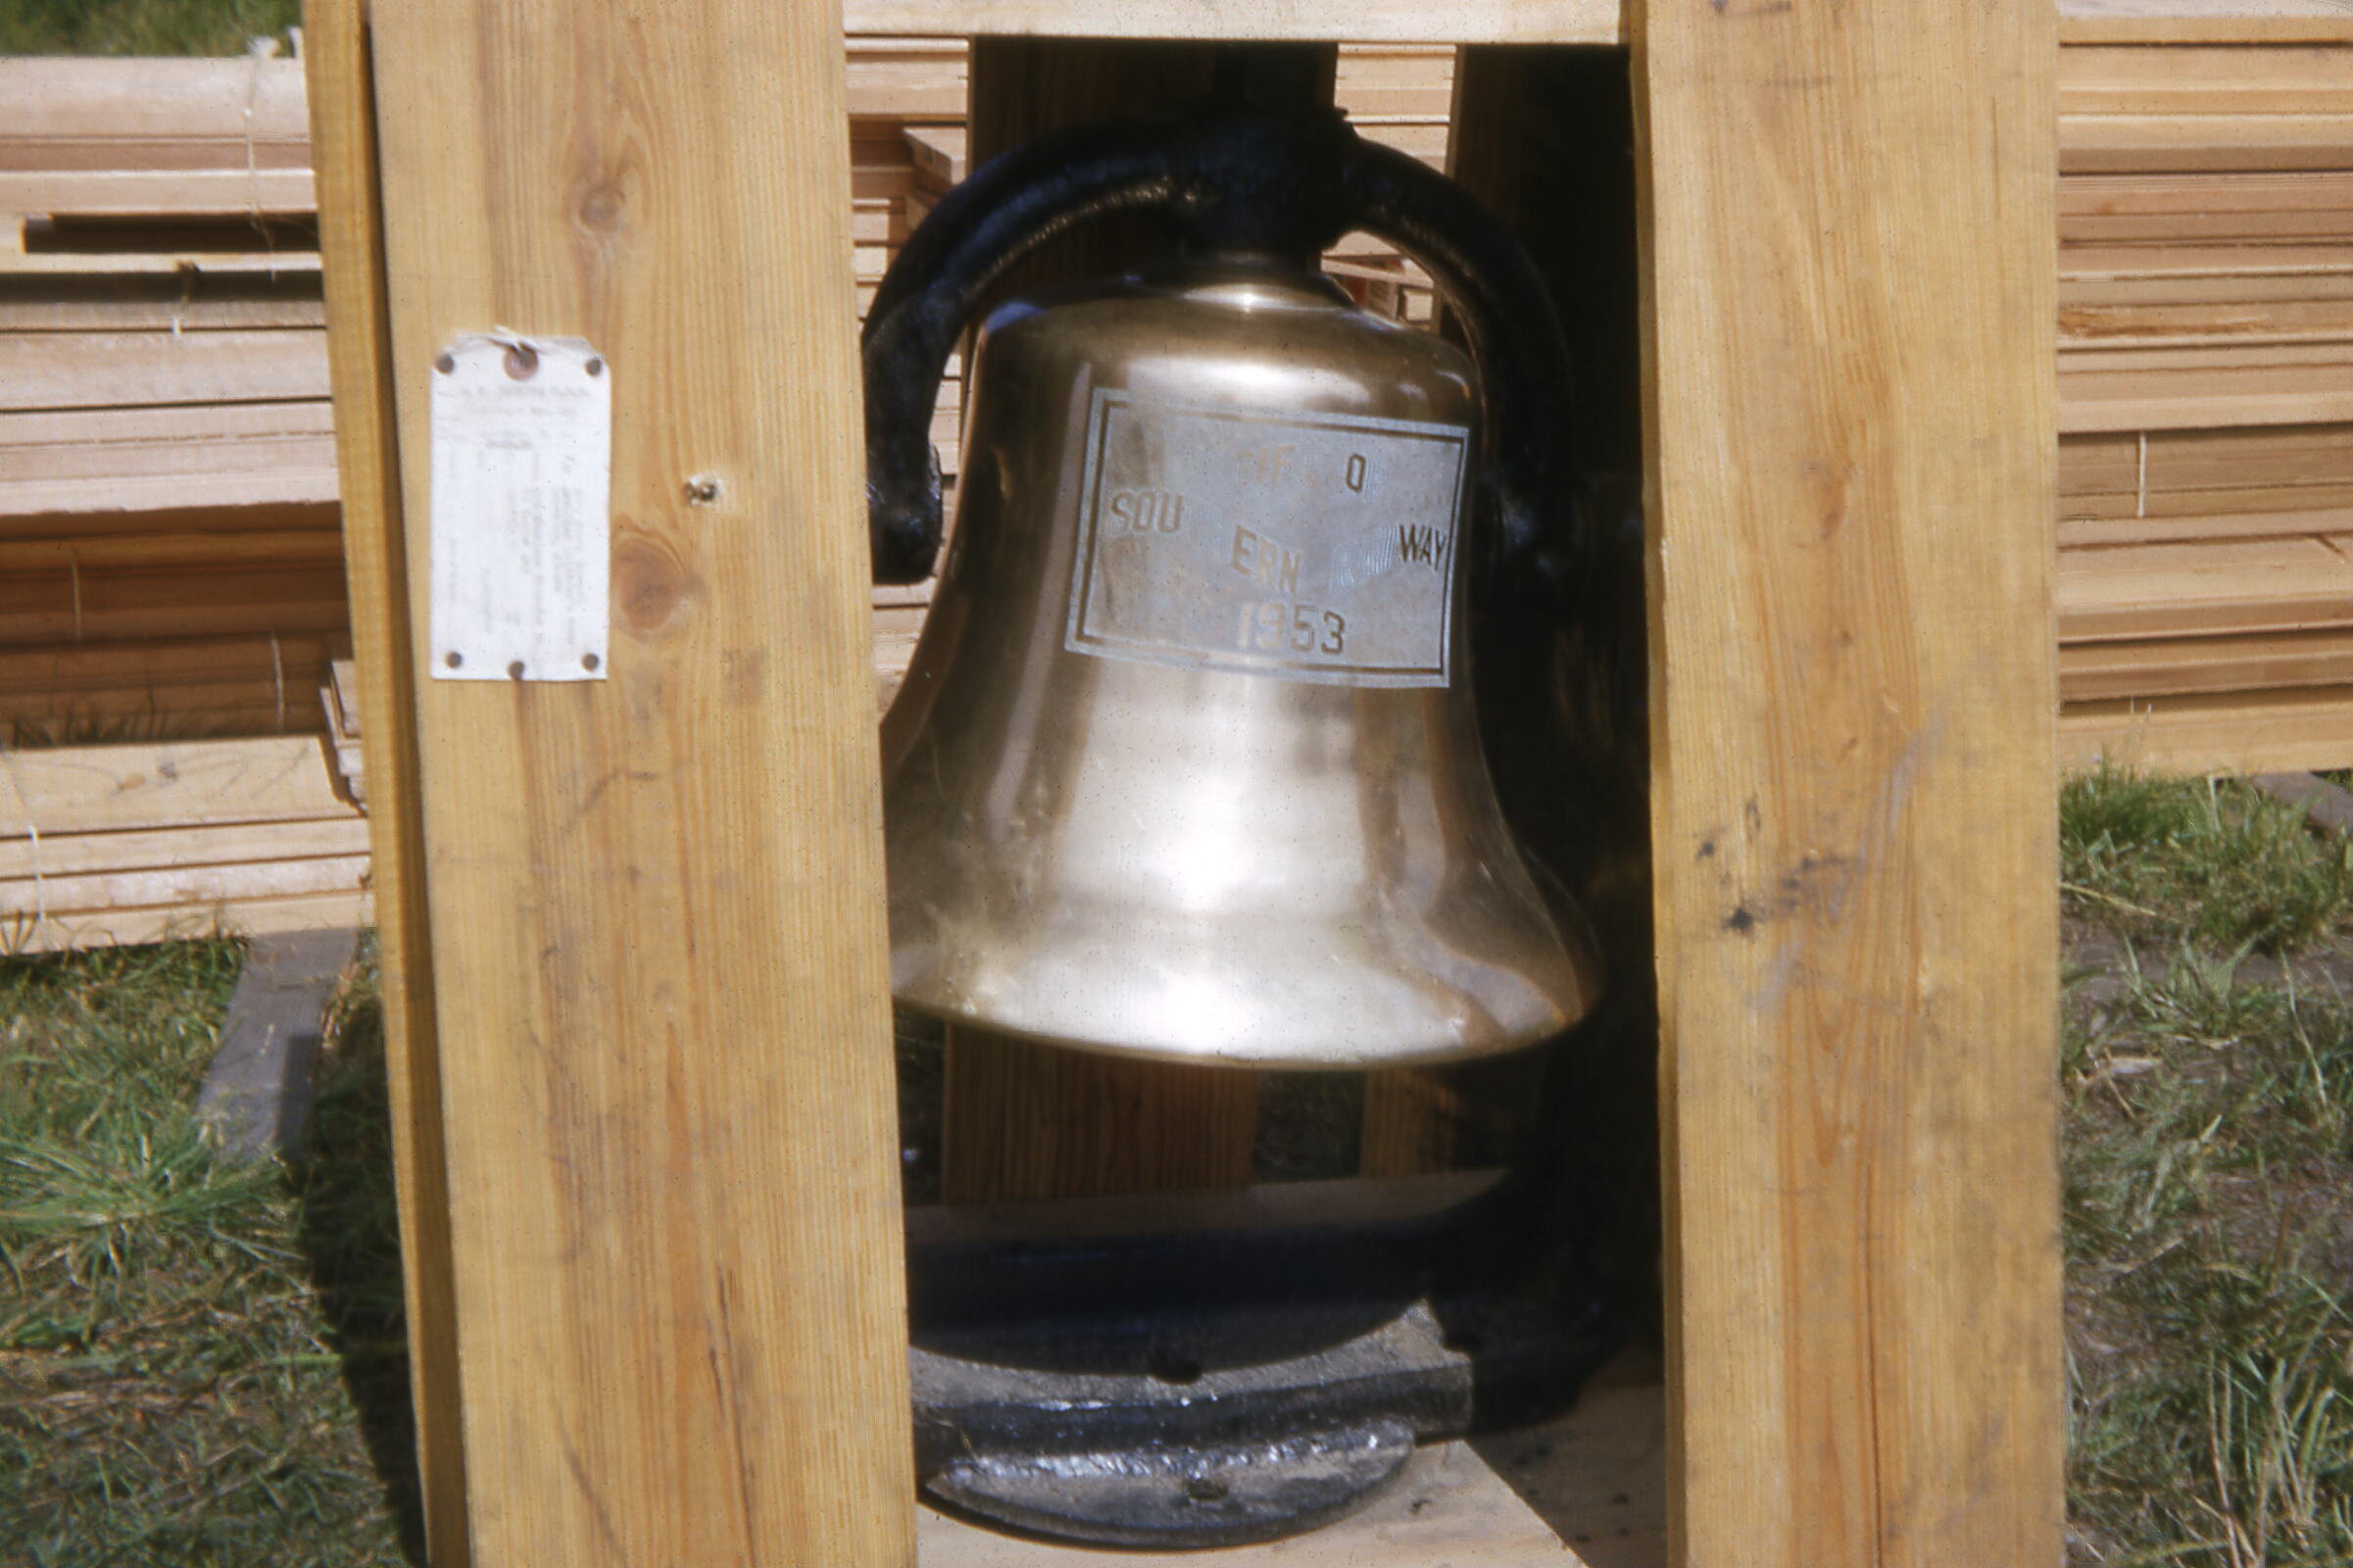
xmin=303 ymin=5 xmax=469 ymax=1561
xmin=941 ymin=1036 xmax=1265 ymax=1201
xmin=936 ymin=40 xmax=1341 ymax=1205
xmin=1630 ymin=0 xmax=2065 ymax=1563
xmin=1442 ymin=37 xmax=1665 ymax=1333
xmin=350 ymin=2 xmax=918 ymax=1562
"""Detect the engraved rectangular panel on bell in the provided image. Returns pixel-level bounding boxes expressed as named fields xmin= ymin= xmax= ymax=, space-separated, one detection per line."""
xmin=1062 ymin=391 xmax=1468 ymax=689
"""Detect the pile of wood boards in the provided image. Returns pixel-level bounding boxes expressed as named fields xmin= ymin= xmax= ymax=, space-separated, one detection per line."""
xmin=850 ymin=40 xmax=971 ymax=492
xmin=0 ymin=60 xmax=357 ymax=960
xmin=0 ymin=43 xmax=1447 ymax=748
xmin=1326 ymin=44 xmax=1450 ymax=320
xmin=0 ymin=46 xmax=983 ymax=754
xmin=0 ymin=56 xmax=342 ymax=747
xmin=2056 ymin=14 xmax=2353 ymax=772
xmin=0 ymin=734 xmax=369 ymax=954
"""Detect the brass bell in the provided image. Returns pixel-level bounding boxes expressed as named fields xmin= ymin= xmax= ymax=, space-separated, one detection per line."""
xmin=863 ymin=104 xmax=1600 ymax=1068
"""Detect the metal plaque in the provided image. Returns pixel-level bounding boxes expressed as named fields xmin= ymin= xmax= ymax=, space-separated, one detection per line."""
xmin=1063 ymin=391 xmax=1468 ymax=687
xmin=428 ymin=331 xmax=611 ymax=682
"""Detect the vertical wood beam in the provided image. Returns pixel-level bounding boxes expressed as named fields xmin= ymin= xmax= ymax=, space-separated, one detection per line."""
xmin=938 ymin=40 xmax=1336 ymax=1205
xmin=1356 ymin=1069 xmax=1462 ymax=1177
xmin=1445 ymin=38 xmax=1664 ymax=1339
xmin=941 ymin=1038 xmax=1265 ymax=1201
xmin=1631 ymin=2 xmax=2063 ymax=1563
xmin=303 ymin=4 xmax=469 ymax=1560
xmin=365 ymin=3 xmax=916 ymax=1562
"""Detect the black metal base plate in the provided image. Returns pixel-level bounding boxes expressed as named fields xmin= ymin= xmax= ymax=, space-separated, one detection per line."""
xmin=905 ymin=1174 xmax=1620 ymax=1550
xmin=926 ymin=1419 xmax=1419 ymax=1550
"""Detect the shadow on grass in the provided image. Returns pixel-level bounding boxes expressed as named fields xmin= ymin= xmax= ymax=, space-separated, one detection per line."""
xmin=293 ymin=992 xmax=428 ymax=1566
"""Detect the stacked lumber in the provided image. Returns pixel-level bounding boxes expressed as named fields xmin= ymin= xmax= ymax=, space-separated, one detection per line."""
xmin=0 ymin=46 xmax=1463 ymax=753
xmin=0 ymin=46 xmax=983 ymax=748
xmin=2054 ymin=10 xmax=2353 ymax=772
xmin=850 ymin=40 xmax=969 ymax=497
xmin=0 ymin=55 xmax=343 ymax=747
xmin=0 ymin=734 xmax=369 ymax=954
xmin=1328 ymin=45 xmax=1452 ymax=323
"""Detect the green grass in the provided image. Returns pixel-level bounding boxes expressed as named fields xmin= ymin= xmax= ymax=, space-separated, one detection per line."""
xmin=2063 ymin=765 xmax=2353 ymax=954
xmin=2063 ymin=768 xmax=2353 ymax=1567
xmin=0 ymin=939 xmax=417 ymax=1566
xmin=0 ymin=0 xmax=300 ymax=56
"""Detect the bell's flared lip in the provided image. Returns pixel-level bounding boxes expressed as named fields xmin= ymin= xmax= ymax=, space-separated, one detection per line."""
xmin=889 ymin=967 xmax=1596 ymax=1071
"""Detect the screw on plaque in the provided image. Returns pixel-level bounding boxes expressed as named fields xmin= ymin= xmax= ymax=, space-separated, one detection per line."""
xmin=503 ymin=342 xmax=539 ymax=380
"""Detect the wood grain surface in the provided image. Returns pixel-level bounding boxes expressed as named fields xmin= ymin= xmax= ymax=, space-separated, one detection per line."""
xmin=361 ymin=0 xmax=916 ymax=1562
xmin=1631 ymin=0 xmax=2065 ymax=1562
xmin=840 ymin=0 xmax=1620 ymax=44
xmin=302 ymin=4 xmax=472 ymax=1562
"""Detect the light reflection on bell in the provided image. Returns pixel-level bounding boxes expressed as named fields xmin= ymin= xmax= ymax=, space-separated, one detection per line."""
xmin=881 ymin=254 xmax=1598 ymax=1067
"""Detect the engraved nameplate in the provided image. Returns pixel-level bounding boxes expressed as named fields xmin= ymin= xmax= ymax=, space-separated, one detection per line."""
xmin=429 ymin=331 xmax=611 ymax=682
xmin=1063 ymin=391 xmax=1468 ymax=688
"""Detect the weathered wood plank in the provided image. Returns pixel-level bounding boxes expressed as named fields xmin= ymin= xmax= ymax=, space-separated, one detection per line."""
xmin=0 ymin=329 xmax=329 ymax=413
xmin=2063 ymin=422 xmax=2353 ymax=496
xmin=0 ymin=628 xmax=343 ymax=742
xmin=2059 ymin=505 xmax=2353 ymax=545
xmin=301 ymin=6 xmax=473 ymax=1559
xmin=0 ymin=287 xmax=326 ymax=332
xmin=0 ymin=734 xmax=353 ymax=835
xmin=0 ymin=888 xmax=372 ymax=956
xmin=0 ymin=168 xmax=315 ymax=216
xmin=2061 ymin=627 xmax=2353 ymax=699
xmin=2058 ymin=534 xmax=2353 ymax=639
xmin=0 ymin=529 xmax=344 ymax=571
xmin=0 ymin=57 xmax=311 ymax=146
xmin=2059 ymin=2 xmax=2353 ymax=46
xmin=840 ymin=0 xmax=1618 ymax=42
xmin=0 ymin=403 xmax=339 ymax=517
xmin=1633 ymin=0 xmax=2063 ymax=1563
xmin=2063 ymin=682 xmax=2353 ymax=772
xmin=0 ymin=851 xmax=368 ymax=920
xmin=0 ymin=563 xmax=348 ymax=648
xmin=367 ymin=0 xmax=915 ymax=1562
xmin=0 ymin=815 xmax=367 ymax=879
